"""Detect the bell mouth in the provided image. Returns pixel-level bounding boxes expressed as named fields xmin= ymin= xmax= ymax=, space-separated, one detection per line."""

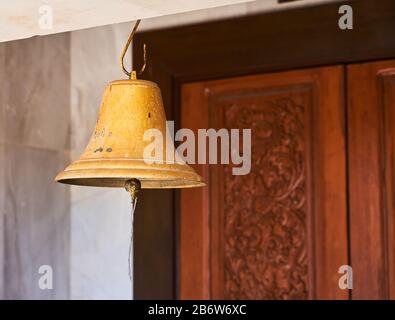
xmin=55 ymin=158 xmax=205 ymax=189
xmin=57 ymin=177 xmax=205 ymax=188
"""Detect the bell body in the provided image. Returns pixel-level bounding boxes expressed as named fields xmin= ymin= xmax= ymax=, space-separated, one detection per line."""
xmin=56 ymin=79 xmax=204 ymax=188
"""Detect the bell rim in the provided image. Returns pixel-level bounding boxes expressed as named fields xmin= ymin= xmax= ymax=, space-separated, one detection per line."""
xmin=55 ymin=158 xmax=205 ymax=189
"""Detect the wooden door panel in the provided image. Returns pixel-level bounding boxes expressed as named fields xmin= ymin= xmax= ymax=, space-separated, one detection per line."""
xmin=348 ymin=60 xmax=395 ymax=299
xmin=180 ymin=66 xmax=348 ymax=299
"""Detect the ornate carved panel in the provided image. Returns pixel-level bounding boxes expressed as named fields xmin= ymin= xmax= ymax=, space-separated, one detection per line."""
xmin=209 ymin=86 xmax=312 ymax=299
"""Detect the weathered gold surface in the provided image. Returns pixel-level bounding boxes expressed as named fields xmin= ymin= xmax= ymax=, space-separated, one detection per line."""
xmin=56 ymin=79 xmax=204 ymax=188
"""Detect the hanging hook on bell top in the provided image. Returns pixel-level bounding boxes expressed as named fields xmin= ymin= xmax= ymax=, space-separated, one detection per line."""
xmin=120 ymin=19 xmax=147 ymax=79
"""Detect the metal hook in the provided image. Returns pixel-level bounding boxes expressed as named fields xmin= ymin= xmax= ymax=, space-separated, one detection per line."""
xmin=120 ymin=19 xmax=147 ymax=79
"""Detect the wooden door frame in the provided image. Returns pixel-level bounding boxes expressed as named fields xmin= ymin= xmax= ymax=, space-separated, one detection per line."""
xmin=133 ymin=0 xmax=395 ymax=299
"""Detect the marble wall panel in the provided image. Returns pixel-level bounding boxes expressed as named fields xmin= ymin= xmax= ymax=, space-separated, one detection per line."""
xmin=0 ymin=33 xmax=70 ymax=151
xmin=1 ymin=144 xmax=70 ymax=299
xmin=0 ymin=32 xmax=70 ymax=300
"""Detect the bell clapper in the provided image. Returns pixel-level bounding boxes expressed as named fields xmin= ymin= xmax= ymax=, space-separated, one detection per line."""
xmin=125 ymin=178 xmax=141 ymax=297
xmin=125 ymin=178 xmax=141 ymax=206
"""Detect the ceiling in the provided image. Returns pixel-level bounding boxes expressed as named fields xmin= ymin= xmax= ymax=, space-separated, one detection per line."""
xmin=0 ymin=0 xmax=340 ymax=43
xmin=0 ymin=0 xmax=254 ymax=43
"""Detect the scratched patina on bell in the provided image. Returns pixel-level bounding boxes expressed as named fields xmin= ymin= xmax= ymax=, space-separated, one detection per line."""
xmin=55 ymin=78 xmax=204 ymax=188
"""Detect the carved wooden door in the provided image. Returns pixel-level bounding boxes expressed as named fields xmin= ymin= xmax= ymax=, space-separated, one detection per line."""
xmin=179 ymin=66 xmax=348 ymax=299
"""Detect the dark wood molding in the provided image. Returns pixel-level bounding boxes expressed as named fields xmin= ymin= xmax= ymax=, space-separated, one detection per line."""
xmin=347 ymin=60 xmax=395 ymax=299
xmin=136 ymin=0 xmax=395 ymax=85
xmin=133 ymin=0 xmax=395 ymax=299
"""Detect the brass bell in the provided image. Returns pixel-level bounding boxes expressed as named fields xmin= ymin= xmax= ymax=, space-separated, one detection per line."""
xmin=56 ymin=20 xmax=203 ymax=190
xmin=55 ymin=73 xmax=204 ymax=189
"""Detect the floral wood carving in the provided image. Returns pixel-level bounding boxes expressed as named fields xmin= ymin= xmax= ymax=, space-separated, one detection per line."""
xmin=216 ymin=92 xmax=310 ymax=300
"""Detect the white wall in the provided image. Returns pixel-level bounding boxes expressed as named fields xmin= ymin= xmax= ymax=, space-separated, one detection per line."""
xmin=70 ymin=23 xmax=133 ymax=300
